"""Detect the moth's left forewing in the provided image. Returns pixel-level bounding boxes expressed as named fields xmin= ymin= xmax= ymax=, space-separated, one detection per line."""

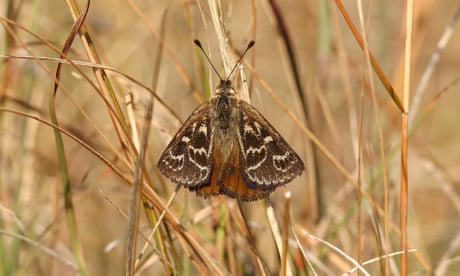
xmin=237 ymin=100 xmax=304 ymax=189
xmin=157 ymin=102 xmax=214 ymax=188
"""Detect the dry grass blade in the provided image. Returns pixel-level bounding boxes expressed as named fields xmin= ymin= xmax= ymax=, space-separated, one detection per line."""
xmin=300 ymin=229 xmax=370 ymax=275
xmin=265 ymin=0 xmax=320 ymax=223
xmin=400 ymin=1 xmax=414 ymax=274
xmin=409 ymin=6 xmax=460 ymax=126
xmin=290 ymin=225 xmax=318 ymax=275
xmin=49 ymin=1 xmax=91 ymax=275
xmin=236 ymin=200 xmax=268 ymax=275
xmin=280 ymin=192 xmax=292 ymax=276
xmin=333 ymin=0 xmax=404 ymax=112
xmin=345 ymin=249 xmax=418 ymax=275
xmin=0 ymin=229 xmax=78 ymax=270
xmin=125 ymin=10 xmax=167 ymax=275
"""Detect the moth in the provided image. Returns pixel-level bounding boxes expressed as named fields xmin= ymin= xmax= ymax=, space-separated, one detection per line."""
xmin=157 ymin=40 xmax=304 ymax=201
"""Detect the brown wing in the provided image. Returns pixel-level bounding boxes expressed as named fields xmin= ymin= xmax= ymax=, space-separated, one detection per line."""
xmin=236 ymin=100 xmax=304 ymax=190
xmin=157 ymin=102 xmax=214 ymax=188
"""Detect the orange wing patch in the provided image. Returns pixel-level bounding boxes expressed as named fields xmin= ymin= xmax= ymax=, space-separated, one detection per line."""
xmin=193 ymin=138 xmax=273 ymax=201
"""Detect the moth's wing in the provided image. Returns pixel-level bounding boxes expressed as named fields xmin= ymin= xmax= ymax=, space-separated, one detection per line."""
xmin=237 ymin=100 xmax=304 ymax=190
xmin=157 ymin=102 xmax=213 ymax=188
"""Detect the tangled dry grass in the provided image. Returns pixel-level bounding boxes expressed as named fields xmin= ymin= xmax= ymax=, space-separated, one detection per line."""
xmin=1 ymin=0 xmax=460 ymax=275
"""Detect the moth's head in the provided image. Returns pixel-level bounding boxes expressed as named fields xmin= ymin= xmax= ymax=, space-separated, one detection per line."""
xmin=215 ymin=79 xmax=236 ymax=96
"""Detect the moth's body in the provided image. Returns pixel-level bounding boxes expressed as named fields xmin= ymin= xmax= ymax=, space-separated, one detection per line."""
xmin=211 ymin=83 xmax=240 ymax=184
xmin=211 ymin=84 xmax=238 ymax=166
xmin=157 ymin=80 xmax=304 ymax=201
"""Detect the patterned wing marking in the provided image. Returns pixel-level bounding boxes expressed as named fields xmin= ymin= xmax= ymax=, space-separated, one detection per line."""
xmin=237 ymin=100 xmax=304 ymax=189
xmin=157 ymin=102 xmax=213 ymax=188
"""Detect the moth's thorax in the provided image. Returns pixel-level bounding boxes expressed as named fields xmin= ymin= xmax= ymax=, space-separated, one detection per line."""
xmin=211 ymin=95 xmax=238 ymax=133
xmin=211 ymin=79 xmax=239 ymax=129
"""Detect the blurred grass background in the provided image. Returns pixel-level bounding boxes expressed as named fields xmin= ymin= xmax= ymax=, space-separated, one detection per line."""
xmin=1 ymin=0 xmax=460 ymax=275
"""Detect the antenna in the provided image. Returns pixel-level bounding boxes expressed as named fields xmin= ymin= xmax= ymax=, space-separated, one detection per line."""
xmin=226 ymin=40 xmax=255 ymax=80
xmin=194 ymin=40 xmax=223 ymax=80
xmin=194 ymin=39 xmax=255 ymax=81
